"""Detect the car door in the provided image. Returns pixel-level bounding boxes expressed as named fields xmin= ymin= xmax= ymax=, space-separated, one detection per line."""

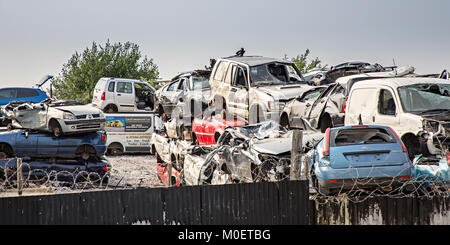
xmin=36 ymin=133 xmax=60 ymax=158
xmin=12 ymin=103 xmax=46 ymax=129
xmin=116 ymin=81 xmax=135 ymax=112
xmin=14 ymin=131 xmax=39 ymax=157
xmin=306 ymin=85 xmax=335 ymax=126
xmin=230 ymin=65 xmax=249 ymax=119
xmin=373 ymin=87 xmax=401 ymax=129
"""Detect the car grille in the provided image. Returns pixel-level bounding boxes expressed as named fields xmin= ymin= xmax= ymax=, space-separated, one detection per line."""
xmin=92 ymin=114 xmax=101 ymax=118
xmin=76 ymin=124 xmax=101 ymax=130
xmin=76 ymin=115 xmax=87 ymax=119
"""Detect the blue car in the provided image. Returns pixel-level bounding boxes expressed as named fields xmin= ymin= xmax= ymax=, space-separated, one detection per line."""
xmin=308 ymin=125 xmax=413 ymax=195
xmin=0 ymin=129 xmax=107 ymax=162
xmin=0 ymin=87 xmax=49 ymax=122
xmin=0 ymin=157 xmax=110 ymax=184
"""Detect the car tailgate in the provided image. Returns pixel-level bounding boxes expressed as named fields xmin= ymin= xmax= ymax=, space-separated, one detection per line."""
xmin=330 ymin=143 xmax=408 ymax=169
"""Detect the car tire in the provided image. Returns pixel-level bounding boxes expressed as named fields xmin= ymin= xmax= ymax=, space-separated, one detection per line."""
xmin=104 ymin=105 xmax=118 ymax=113
xmin=50 ymin=120 xmax=63 ymax=137
xmin=107 ymin=143 xmax=124 ymax=156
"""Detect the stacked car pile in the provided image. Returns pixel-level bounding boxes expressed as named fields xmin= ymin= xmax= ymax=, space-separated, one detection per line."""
xmin=150 ymin=50 xmax=449 ymax=196
xmin=0 ymin=99 xmax=110 ymax=187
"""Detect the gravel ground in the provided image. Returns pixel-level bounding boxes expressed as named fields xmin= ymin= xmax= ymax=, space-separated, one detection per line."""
xmin=107 ymin=154 xmax=164 ymax=188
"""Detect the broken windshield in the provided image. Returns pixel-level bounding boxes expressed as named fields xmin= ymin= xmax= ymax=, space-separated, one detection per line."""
xmin=397 ymin=83 xmax=450 ymax=114
xmin=189 ymin=76 xmax=210 ymax=90
xmin=250 ymin=63 xmax=303 ymax=86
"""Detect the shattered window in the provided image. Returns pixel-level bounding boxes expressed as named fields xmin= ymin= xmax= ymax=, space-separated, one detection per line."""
xmin=300 ymin=87 xmax=326 ymax=101
xmin=398 ymin=83 xmax=450 ymax=114
xmin=189 ymin=76 xmax=210 ymax=90
xmin=250 ymin=63 xmax=302 ymax=86
xmin=332 ymin=128 xmax=396 ymax=146
xmin=166 ymin=81 xmax=179 ymax=92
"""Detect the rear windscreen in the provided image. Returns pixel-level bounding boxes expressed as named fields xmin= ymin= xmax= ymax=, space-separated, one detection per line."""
xmin=332 ymin=128 xmax=396 ymax=146
xmin=95 ymin=79 xmax=107 ymax=90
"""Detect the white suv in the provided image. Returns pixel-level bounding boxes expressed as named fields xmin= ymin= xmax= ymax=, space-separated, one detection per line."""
xmin=92 ymin=78 xmax=155 ymax=113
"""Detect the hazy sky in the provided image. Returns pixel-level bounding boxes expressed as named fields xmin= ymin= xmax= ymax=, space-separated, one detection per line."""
xmin=1 ymin=0 xmax=449 ymax=88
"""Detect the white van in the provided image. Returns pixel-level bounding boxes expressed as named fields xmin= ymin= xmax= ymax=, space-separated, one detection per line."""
xmin=345 ymin=77 xmax=450 ymax=159
xmin=105 ymin=112 xmax=163 ymax=155
xmin=92 ymin=78 xmax=156 ymax=113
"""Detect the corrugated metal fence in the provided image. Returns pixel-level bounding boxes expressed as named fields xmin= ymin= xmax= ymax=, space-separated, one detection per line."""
xmin=0 ymin=180 xmax=309 ymax=225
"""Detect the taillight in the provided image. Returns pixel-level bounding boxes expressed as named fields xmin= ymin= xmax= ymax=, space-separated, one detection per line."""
xmin=101 ymin=92 xmax=106 ymax=101
xmin=446 ymin=152 xmax=450 ymax=164
xmin=102 ymin=133 xmax=107 ymax=142
xmin=400 ymin=176 xmax=410 ymax=180
xmin=389 ymin=127 xmax=407 ymax=153
xmin=342 ymin=96 xmax=348 ymax=113
xmin=323 ymin=128 xmax=331 ymax=157
xmin=328 ymin=179 xmax=337 ymax=183
xmin=102 ymin=166 xmax=108 ymax=172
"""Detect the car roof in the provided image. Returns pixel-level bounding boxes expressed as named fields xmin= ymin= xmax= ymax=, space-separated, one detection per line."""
xmin=101 ymin=77 xmax=143 ymax=83
xmin=335 ymin=71 xmax=396 ymax=85
xmin=0 ymin=87 xmax=41 ymax=90
xmin=221 ymin=56 xmax=294 ymax=67
xmin=170 ymin=69 xmax=211 ymax=81
xmin=350 ymin=77 xmax=450 ymax=89
xmin=332 ymin=125 xmax=391 ymax=131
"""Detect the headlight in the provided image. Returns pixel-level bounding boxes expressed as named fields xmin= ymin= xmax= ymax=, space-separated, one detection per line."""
xmin=423 ymin=120 xmax=439 ymax=133
xmin=63 ymin=112 xmax=76 ymax=120
xmin=268 ymin=101 xmax=285 ymax=111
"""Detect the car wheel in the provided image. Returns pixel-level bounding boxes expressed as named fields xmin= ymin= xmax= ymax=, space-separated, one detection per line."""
xmin=319 ymin=114 xmax=332 ymax=133
xmin=50 ymin=120 xmax=63 ymax=137
xmin=107 ymin=143 xmax=124 ymax=156
xmin=104 ymin=105 xmax=118 ymax=113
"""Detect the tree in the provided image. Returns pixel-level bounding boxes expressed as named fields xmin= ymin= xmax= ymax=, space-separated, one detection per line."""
xmin=52 ymin=41 xmax=159 ymax=103
xmin=284 ymin=49 xmax=322 ymax=74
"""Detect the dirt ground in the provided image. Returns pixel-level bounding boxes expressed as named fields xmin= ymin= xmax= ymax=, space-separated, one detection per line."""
xmin=107 ymin=154 xmax=164 ymax=188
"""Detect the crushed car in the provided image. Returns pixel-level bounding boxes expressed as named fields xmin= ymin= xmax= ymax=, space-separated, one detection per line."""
xmin=345 ymin=78 xmax=450 ymax=159
xmin=306 ymin=125 xmax=413 ymax=195
xmin=191 ymin=107 xmax=247 ymax=145
xmin=412 ymin=153 xmax=449 ymax=195
xmin=1 ymin=100 xmax=106 ymax=137
xmin=155 ymin=69 xmax=211 ymax=121
xmin=209 ymin=50 xmax=313 ymax=124
xmin=0 ymin=128 xmax=107 ymax=162
xmin=281 ymin=67 xmax=416 ymax=132
xmin=182 ymin=121 xmax=323 ymax=186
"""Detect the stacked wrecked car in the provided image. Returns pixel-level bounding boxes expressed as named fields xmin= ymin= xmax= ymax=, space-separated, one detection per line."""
xmin=150 ymin=52 xmax=448 ymax=196
xmin=0 ymin=99 xmax=110 ymax=186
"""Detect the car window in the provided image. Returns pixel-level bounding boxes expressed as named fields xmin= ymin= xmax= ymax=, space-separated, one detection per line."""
xmin=397 ymin=83 xmax=450 ymax=113
xmin=189 ymin=76 xmax=210 ymax=90
xmin=300 ymin=87 xmax=326 ymax=101
xmin=378 ymin=89 xmax=396 ymax=115
xmin=108 ymin=82 xmax=115 ymax=92
xmin=116 ymin=82 xmax=133 ymax=94
xmin=332 ymin=128 xmax=396 ymax=146
xmin=95 ymin=79 xmax=107 ymax=90
xmin=17 ymin=89 xmax=39 ymax=98
xmin=214 ymin=61 xmax=228 ymax=81
xmin=232 ymin=66 xmax=248 ymax=87
xmin=0 ymin=88 xmax=17 ymax=99
xmin=166 ymin=81 xmax=179 ymax=92
xmin=178 ymin=79 xmax=186 ymax=91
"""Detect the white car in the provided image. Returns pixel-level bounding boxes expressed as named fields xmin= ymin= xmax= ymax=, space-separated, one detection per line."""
xmin=92 ymin=77 xmax=156 ymax=113
xmin=345 ymin=77 xmax=450 ymax=159
xmin=1 ymin=100 xmax=106 ymax=137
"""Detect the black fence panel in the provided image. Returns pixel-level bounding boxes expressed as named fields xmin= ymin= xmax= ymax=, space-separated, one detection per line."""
xmin=0 ymin=180 xmax=309 ymax=225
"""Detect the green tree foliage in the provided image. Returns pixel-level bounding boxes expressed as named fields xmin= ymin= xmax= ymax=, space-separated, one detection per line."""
xmin=52 ymin=41 xmax=159 ymax=103
xmin=284 ymin=49 xmax=322 ymax=74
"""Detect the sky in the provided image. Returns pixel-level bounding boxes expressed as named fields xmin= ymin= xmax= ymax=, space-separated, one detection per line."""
xmin=1 ymin=0 xmax=449 ymax=88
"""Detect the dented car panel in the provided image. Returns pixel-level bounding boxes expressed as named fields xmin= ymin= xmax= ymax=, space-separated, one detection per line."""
xmin=2 ymin=100 xmax=106 ymax=135
xmin=192 ymin=112 xmax=246 ymax=145
xmin=413 ymin=154 xmax=449 ymax=194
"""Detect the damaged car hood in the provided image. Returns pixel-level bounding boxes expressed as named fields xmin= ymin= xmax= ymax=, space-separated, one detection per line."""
xmin=257 ymin=85 xmax=313 ymax=101
xmin=52 ymin=105 xmax=102 ymax=115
